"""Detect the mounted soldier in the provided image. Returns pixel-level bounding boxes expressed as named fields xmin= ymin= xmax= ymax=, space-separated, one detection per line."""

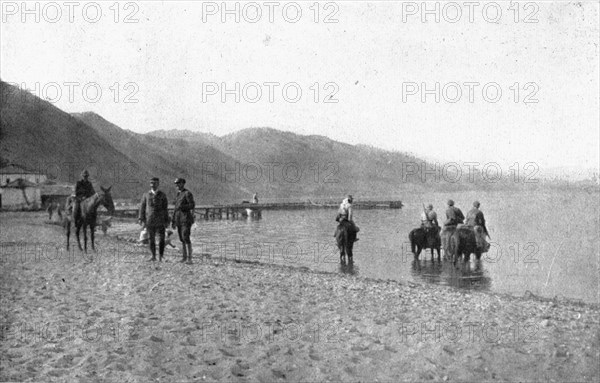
xmin=441 ymin=199 xmax=464 ymax=256
xmin=68 ymin=169 xmax=96 ymax=222
xmin=444 ymin=199 xmax=464 ymax=227
xmin=421 ymin=203 xmax=439 ymax=231
xmin=335 ymin=195 xmax=359 ymax=242
xmin=465 ymin=200 xmax=490 ymax=252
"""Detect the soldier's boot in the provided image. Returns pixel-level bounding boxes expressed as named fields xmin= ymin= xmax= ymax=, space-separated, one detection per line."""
xmin=180 ymin=245 xmax=188 ymax=263
xmin=186 ymin=243 xmax=193 ymax=264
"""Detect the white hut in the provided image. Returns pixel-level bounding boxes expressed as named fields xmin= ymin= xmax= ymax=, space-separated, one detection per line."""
xmin=0 ymin=178 xmax=42 ymax=210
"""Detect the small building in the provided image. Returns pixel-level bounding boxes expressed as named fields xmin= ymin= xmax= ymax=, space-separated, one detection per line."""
xmin=40 ymin=182 xmax=73 ymax=207
xmin=0 ymin=178 xmax=42 ymax=210
xmin=0 ymin=164 xmax=47 ymax=186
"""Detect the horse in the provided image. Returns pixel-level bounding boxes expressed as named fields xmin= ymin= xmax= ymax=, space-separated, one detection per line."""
xmin=335 ymin=221 xmax=355 ymax=263
xmin=441 ymin=225 xmax=457 ymax=259
xmin=63 ymin=187 xmax=115 ymax=252
xmin=449 ymin=226 xmax=483 ymax=265
xmin=409 ymin=226 xmax=441 ymax=260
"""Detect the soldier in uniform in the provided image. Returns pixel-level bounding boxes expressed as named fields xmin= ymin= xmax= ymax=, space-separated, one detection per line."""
xmin=441 ymin=199 xmax=464 ymax=254
xmin=421 ymin=203 xmax=439 ymax=246
xmin=465 ymin=200 xmax=490 ymax=252
xmin=139 ymin=177 xmax=170 ymax=262
xmin=444 ymin=199 xmax=465 ymax=227
xmin=336 ymin=195 xmax=359 ymax=242
xmin=172 ymin=178 xmax=195 ymax=264
xmin=72 ymin=169 xmax=95 ymax=222
xmin=421 ymin=204 xmax=439 ymax=230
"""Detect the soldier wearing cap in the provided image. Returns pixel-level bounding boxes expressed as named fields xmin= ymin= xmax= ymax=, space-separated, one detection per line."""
xmin=71 ymin=169 xmax=95 ymax=221
xmin=138 ymin=177 xmax=170 ymax=262
xmin=336 ymin=194 xmax=359 ymax=242
xmin=465 ymin=200 xmax=490 ymax=252
xmin=466 ymin=201 xmax=489 ymax=235
xmin=421 ymin=204 xmax=439 ymax=230
xmin=172 ymin=178 xmax=195 ymax=264
xmin=444 ymin=199 xmax=464 ymax=227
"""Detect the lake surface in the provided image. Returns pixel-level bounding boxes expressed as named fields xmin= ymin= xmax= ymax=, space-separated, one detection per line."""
xmin=113 ymin=189 xmax=599 ymax=304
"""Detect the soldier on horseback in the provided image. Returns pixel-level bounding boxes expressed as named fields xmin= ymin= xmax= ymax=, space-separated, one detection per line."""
xmin=465 ymin=200 xmax=490 ymax=252
xmin=68 ymin=169 xmax=96 ymax=222
xmin=336 ymin=195 xmax=359 ymax=242
xmin=421 ymin=203 xmax=440 ymax=246
xmin=421 ymin=204 xmax=439 ymax=231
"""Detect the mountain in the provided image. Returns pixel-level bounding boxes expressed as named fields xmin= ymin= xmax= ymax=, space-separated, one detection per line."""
xmin=0 ymin=80 xmax=147 ymax=199
xmin=6 ymin=79 xmax=560 ymax=206
xmin=72 ymin=112 xmax=242 ymax=203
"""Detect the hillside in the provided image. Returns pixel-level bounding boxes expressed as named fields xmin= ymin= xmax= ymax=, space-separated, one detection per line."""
xmin=0 ymin=81 xmax=146 ymax=199
xmin=2 ymin=78 xmax=504 ymax=204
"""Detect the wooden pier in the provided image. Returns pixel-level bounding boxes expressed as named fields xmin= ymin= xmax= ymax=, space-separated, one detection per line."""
xmin=112 ymin=200 xmax=403 ymax=220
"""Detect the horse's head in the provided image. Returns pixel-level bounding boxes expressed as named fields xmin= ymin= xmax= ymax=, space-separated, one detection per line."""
xmin=99 ymin=186 xmax=115 ymax=215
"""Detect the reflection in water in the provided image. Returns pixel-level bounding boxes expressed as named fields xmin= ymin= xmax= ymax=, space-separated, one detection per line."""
xmin=411 ymin=259 xmax=491 ymax=292
xmin=110 ymin=191 xmax=600 ymax=304
xmin=339 ymin=259 xmax=360 ymax=276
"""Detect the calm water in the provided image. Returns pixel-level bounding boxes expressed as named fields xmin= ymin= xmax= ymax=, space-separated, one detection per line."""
xmin=113 ymin=189 xmax=599 ymax=304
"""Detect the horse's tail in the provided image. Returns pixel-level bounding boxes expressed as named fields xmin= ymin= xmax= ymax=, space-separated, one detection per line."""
xmin=409 ymin=230 xmax=416 ymax=254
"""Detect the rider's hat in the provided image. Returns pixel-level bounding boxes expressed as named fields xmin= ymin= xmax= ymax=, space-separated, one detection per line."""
xmin=427 ymin=204 xmax=433 ymax=209
xmin=81 ymin=169 xmax=90 ymax=177
xmin=150 ymin=177 xmax=160 ymax=182
xmin=447 ymin=199 xmax=454 ymax=206
xmin=174 ymin=178 xmax=186 ymax=185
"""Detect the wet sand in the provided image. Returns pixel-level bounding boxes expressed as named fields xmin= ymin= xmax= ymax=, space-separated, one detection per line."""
xmin=1 ymin=212 xmax=599 ymax=382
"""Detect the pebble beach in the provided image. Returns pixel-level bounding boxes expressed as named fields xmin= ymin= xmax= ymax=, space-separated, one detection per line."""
xmin=1 ymin=212 xmax=598 ymax=382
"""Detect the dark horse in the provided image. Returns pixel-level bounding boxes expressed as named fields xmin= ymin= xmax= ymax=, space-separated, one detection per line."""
xmin=335 ymin=221 xmax=355 ymax=263
xmin=63 ymin=187 xmax=115 ymax=252
xmin=409 ymin=227 xmax=441 ymax=260
xmin=449 ymin=226 xmax=483 ymax=265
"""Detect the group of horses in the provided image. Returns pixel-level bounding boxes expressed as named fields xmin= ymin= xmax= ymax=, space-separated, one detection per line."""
xmin=409 ymin=225 xmax=488 ymax=265
xmin=333 ymin=218 xmax=487 ymax=266
xmin=58 ymin=187 xmax=485 ymax=268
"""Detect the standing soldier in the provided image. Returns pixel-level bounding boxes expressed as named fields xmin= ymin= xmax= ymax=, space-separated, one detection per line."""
xmin=172 ymin=178 xmax=195 ymax=264
xmin=139 ymin=177 xmax=169 ymax=262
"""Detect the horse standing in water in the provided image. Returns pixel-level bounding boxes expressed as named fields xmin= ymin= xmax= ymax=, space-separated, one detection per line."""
xmin=63 ymin=186 xmax=115 ymax=252
xmin=409 ymin=227 xmax=441 ymax=260
xmin=335 ymin=221 xmax=355 ymax=263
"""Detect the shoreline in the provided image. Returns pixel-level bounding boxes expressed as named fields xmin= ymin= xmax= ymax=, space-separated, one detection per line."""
xmin=1 ymin=212 xmax=599 ymax=382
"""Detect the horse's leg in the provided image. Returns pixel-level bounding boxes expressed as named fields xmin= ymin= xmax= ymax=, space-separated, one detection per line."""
xmin=82 ymin=223 xmax=88 ymax=253
xmin=65 ymin=220 xmax=70 ymax=251
xmin=75 ymin=222 xmax=83 ymax=251
xmin=90 ymin=224 xmax=96 ymax=251
xmin=347 ymin=241 xmax=353 ymax=262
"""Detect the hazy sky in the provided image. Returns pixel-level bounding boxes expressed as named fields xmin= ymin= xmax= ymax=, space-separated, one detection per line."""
xmin=1 ymin=1 xmax=598 ymax=171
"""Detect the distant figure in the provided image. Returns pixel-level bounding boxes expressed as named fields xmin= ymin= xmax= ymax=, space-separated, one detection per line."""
xmin=70 ymin=170 xmax=95 ymax=221
xmin=336 ymin=195 xmax=359 ymax=242
xmin=444 ymin=199 xmax=464 ymax=227
xmin=47 ymin=201 xmax=55 ymax=220
xmin=252 ymin=193 xmax=258 ymax=204
xmin=172 ymin=178 xmax=195 ymax=264
xmin=100 ymin=217 xmax=112 ymax=235
xmin=138 ymin=177 xmax=169 ymax=262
